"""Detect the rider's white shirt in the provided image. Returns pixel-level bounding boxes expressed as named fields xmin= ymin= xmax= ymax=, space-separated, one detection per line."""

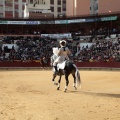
xmin=53 ymin=47 xmax=71 ymax=65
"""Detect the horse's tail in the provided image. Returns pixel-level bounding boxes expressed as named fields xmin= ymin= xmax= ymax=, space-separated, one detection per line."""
xmin=73 ymin=64 xmax=81 ymax=88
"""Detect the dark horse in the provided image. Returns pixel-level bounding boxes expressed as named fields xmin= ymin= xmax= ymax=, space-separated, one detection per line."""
xmin=51 ymin=55 xmax=81 ymax=92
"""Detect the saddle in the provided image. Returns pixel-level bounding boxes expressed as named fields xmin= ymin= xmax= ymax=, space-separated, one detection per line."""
xmin=57 ymin=61 xmax=66 ymax=70
xmin=53 ymin=61 xmax=66 ymax=75
xmin=56 ymin=60 xmax=74 ymax=71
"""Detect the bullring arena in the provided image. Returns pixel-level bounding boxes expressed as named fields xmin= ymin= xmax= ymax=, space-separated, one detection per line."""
xmin=0 ymin=68 xmax=120 ymax=120
xmin=0 ymin=4 xmax=120 ymax=120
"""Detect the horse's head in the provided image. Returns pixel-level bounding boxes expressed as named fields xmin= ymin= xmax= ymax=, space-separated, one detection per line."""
xmin=50 ymin=54 xmax=58 ymax=66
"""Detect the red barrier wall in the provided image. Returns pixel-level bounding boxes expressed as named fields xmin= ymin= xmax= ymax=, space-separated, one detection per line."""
xmin=0 ymin=62 xmax=120 ymax=68
xmin=76 ymin=62 xmax=120 ymax=68
xmin=0 ymin=62 xmax=42 ymax=67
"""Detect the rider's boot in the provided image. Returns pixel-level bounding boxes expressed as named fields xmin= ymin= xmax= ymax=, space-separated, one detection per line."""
xmin=54 ymin=66 xmax=59 ymax=74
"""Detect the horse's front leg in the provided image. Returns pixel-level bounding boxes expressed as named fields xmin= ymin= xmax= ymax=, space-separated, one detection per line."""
xmin=64 ymin=74 xmax=69 ymax=92
xmin=52 ymin=73 xmax=58 ymax=85
xmin=57 ymin=75 xmax=62 ymax=90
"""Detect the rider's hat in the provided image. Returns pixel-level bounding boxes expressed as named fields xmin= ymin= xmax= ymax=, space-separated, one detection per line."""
xmin=59 ymin=40 xmax=66 ymax=44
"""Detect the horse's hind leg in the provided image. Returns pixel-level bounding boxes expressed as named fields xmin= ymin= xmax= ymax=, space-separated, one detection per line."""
xmin=64 ymin=74 xmax=69 ymax=92
xmin=72 ymin=73 xmax=77 ymax=90
xmin=57 ymin=75 xmax=62 ymax=90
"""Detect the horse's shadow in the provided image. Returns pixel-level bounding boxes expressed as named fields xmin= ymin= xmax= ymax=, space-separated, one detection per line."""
xmin=68 ymin=90 xmax=120 ymax=98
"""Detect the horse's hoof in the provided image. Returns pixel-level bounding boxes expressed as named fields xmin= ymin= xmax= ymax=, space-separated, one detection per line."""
xmin=74 ymin=87 xmax=77 ymax=90
xmin=64 ymin=89 xmax=67 ymax=92
xmin=57 ymin=87 xmax=60 ymax=90
xmin=54 ymin=83 xmax=58 ymax=85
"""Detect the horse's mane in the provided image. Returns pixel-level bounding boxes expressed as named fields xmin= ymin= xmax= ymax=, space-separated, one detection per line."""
xmin=65 ymin=60 xmax=74 ymax=65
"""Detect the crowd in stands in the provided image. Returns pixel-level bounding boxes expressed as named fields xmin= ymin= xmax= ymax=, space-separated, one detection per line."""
xmin=0 ymin=36 xmax=77 ymax=63
xmin=0 ymin=25 xmax=120 ymax=63
xmin=0 ymin=36 xmax=54 ymax=63
xmin=0 ymin=35 xmax=120 ymax=63
xmin=76 ymin=37 xmax=120 ymax=62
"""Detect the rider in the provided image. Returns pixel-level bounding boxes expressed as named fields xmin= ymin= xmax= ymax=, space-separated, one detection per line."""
xmin=53 ymin=39 xmax=71 ymax=74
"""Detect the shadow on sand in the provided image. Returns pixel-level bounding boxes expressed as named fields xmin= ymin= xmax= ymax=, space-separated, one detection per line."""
xmin=68 ymin=90 xmax=120 ymax=98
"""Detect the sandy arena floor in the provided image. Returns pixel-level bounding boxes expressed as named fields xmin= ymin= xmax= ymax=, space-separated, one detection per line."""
xmin=0 ymin=69 xmax=120 ymax=120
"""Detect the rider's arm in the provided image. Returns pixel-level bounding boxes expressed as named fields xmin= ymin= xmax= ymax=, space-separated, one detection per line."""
xmin=66 ymin=47 xmax=71 ymax=55
xmin=57 ymin=48 xmax=61 ymax=56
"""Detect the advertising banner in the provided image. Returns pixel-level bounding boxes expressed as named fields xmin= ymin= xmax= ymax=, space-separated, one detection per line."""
xmin=40 ymin=21 xmax=55 ymax=24
xmin=68 ymin=19 xmax=85 ymax=23
xmin=7 ymin=21 xmax=26 ymax=24
xmin=101 ymin=16 xmax=117 ymax=21
xmin=0 ymin=15 xmax=118 ymax=25
xmin=0 ymin=21 xmax=8 ymax=24
xmin=26 ymin=21 xmax=40 ymax=25
xmin=41 ymin=33 xmax=72 ymax=39
xmin=55 ymin=20 xmax=68 ymax=24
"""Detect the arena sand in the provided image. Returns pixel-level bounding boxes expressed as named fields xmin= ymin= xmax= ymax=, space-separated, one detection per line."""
xmin=0 ymin=70 xmax=120 ymax=120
